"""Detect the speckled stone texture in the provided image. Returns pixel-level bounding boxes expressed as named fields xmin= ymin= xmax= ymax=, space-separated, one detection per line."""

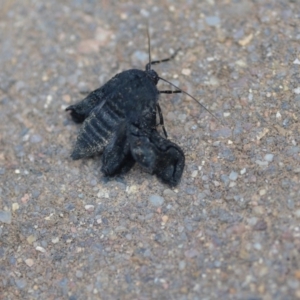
xmin=1 ymin=0 xmax=300 ymax=299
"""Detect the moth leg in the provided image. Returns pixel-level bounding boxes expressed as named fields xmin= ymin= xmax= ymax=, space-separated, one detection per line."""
xmin=101 ymin=122 xmax=135 ymax=176
xmin=66 ymin=89 xmax=106 ymax=123
xmin=159 ymin=90 xmax=181 ymax=94
xmin=156 ymin=104 xmax=168 ymax=138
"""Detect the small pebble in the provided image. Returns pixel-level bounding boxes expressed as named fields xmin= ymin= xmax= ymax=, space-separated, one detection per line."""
xmin=115 ymin=226 xmax=127 ymax=233
xmin=126 ymin=185 xmax=138 ymax=194
xmin=12 ymin=203 xmax=19 ymax=212
xmin=85 ymin=205 xmax=95 ymax=211
xmin=214 ymin=261 xmax=222 ymax=268
xmin=0 ymin=210 xmax=12 ymax=224
xmin=293 ymin=87 xmax=300 ymax=94
xmin=25 ymin=258 xmax=34 ymax=267
xmin=162 ymin=215 xmax=169 ymax=224
xmin=253 ymin=243 xmax=262 ymax=250
xmin=240 ymin=168 xmax=246 ymax=175
xmin=52 ymin=237 xmax=59 ymax=244
xmin=255 ymin=160 xmax=268 ymax=167
xmin=191 ymin=170 xmax=198 ymax=178
xmin=259 ymin=189 xmax=266 ymax=196
xmin=247 ymin=217 xmax=258 ymax=226
xmin=15 ymin=278 xmax=27 ymax=289
xmin=220 ymin=174 xmax=230 ymax=186
xmin=97 ymin=189 xmax=109 ymax=198
xmin=294 ymin=209 xmax=300 ymax=218
xmin=179 ymin=260 xmax=186 ymax=270
xmin=76 ymin=270 xmax=83 ymax=278
xmin=264 ymin=154 xmax=274 ymax=162
xmin=253 ymin=206 xmax=265 ymax=215
xmin=205 ymin=16 xmax=220 ymax=26
xmin=229 ymin=171 xmax=238 ymax=181
xmin=30 ymin=134 xmax=42 ymax=144
xmin=293 ymin=58 xmax=300 ymax=64
xmin=229 ymin=182 xmax=236 ymax=188
xmin=181 ymin=68 xmax=191 ymax=76
xmin=149 ymin=195 xmax=164 ymax=207
xmin=27 ymin=235 xmax=36 ymax=244
xmin=35 ymin=246 xmax=46 ymax=253
xmin=163 ymin=189 xmax=177 ymax=197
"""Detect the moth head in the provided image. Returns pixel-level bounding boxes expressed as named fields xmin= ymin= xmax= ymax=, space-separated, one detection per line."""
xmin=146 ymin=69 xmax=159 ymax=85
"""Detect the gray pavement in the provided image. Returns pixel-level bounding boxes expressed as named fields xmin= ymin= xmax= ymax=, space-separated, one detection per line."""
xmin=0 ymin=0 xmax=300 ymax=299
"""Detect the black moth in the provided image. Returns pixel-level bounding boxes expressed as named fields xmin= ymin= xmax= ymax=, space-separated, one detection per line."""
xmin=66 ymin=33 xmax=217 ymax=186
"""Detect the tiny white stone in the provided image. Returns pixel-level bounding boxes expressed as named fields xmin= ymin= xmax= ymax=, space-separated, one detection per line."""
xmin=191 ymin=170 xmax=198 ymax=178
xmin=97 ymin=189 xmax=109 ymax=198
xmin=181 ymin=68 xmax=191 ymax=76
xmin=52 ymin=237 xmax=59 ymax=244
xmin=12 ymin=203 xmax=19 ymax=212
xmin=85 ymin=205 xmax=95 ymax=211
xmin=229 ymin=181 xmax=236 ymax=188
xmin=240 ymin=168 xmax=246 ymax=175
xmin=276 ymin=111 xmax=282 ymax=119
xmin=25 ymin=258 xmax=34 ymax=267
xmin=253 ymin=243 xmax=262 ymax=250
xmin=293 ymin=58 xmax=300 ymax=64
xmin=293 ymin=87 xmax=300 ymax=94
xmin=256 ymin=160 xmax=268 ymax=167
xmin=264 ymin=154 xmax=274 ymax=162
xmin=35 ymin=246 xmax=46 ymax=253
xmin=248 ymin=92 xmax=253 ymax=101
xmin=259 ymin=189 xmax=266 ymax=196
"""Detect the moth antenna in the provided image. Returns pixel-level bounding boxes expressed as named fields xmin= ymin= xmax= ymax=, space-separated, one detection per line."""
xmin=146 ymin=27 xmax=152 ymax=71
xmin=158 ymin=76 xmax=223 ymax=125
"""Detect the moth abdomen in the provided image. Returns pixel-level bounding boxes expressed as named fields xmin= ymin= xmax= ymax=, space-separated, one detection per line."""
xmin=71 ymin=96 xmax=126 ymax=160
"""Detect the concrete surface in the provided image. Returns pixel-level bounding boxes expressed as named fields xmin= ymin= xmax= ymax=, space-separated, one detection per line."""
xmin=1 ymin=0 xmax=300 ymax=299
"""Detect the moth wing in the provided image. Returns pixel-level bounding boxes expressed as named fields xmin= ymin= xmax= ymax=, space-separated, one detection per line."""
xmin=149 ymin=131 xmax=185 ymax=186
xmin=65 ymin=86 xmax=108 ymax=123
xmin=129 ymin=125 xmax=184 ymax=186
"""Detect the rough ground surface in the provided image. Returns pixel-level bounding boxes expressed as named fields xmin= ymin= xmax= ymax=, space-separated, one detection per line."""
xmin=1 ymin=0 xmax=300 ymax=299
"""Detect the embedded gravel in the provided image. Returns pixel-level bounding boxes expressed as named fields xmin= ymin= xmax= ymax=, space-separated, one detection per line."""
xmin=1 ymin=1 xmax=300 ymax=299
